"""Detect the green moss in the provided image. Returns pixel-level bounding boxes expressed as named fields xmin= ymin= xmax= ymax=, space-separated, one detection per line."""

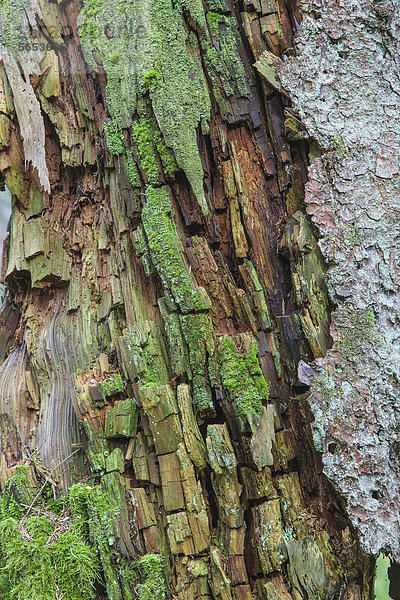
xmin=123 ymin=152 xmax=141 ymax=188
xmin=98 ymin=372 xmax=125 ymax=399
xmin=142 ymin=186 xmax=210 ymax=313
xmin=143 ymin=69 xmax=161 ymax=93
xmin=78 ymin=0 xmax=211 ymax=212
xmin=133 ymin=116 xmax=162 ymax=185
xmin=69 ymin=483 xmax=93 ymax=540
xmin=206 ymin=11 xmax=222 ymax=33
xmin=86 ymin=483 xmax=121 ymax=549
xmin=0 ymin=465 xmax=36 ymax=522
xmin=114 ymin=553 xmax=168 ymax=600
xmin=130 ymin=107 xmax=179 ymax=183
xmin=175 ymin=0 xmax=207 ymax=27
xmin=219 ymin=335 xmax=269 ymax=430
xmin=123 ymin=326 xmax=170 ymax=386
xmin=202 ymin=12 xmax=249 ymax=109
xmin=81 ymin=477 xmax=167 ymax=600
xmin=6 ymin=170 xmax=25 ymax=200
xmin=0 ymin=464 xmax=168 ymax=600
xmin=134 ymin=225 xmax=154 ymax=276
xmin=109 ymin=52 xmax=120 ymax=65
xmin=0 ymin=499 xmax=99 ymax=600
xmin=156 ymin=138 xmax=178 ymax=178
xmin=105 ymin=106 xmax=176 ymax=187
xmin=179 ymin=313 xmax=216 ymax=413
xmin=104 ymin=118 xmax=140 ymax=187
xmin=104 ymin=119 xmax=126 ymax=155
xmin=329 ymin=135 xmax=346 ymax=155
xmin=136 ymin=553 xmax=168 ymax=600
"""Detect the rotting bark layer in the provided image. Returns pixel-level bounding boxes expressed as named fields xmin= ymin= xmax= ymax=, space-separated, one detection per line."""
xmin=0 ymin=0 xmax=387 ymax=598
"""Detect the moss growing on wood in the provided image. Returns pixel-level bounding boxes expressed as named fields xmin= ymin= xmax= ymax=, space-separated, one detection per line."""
xmin=104 ymin=119 xmax=126 ymax=156
xmin=0 ymin=469 xmax=168 ymax=600
xmin=135 ymin=552 xmax=168 ymax=600
xmin=203 ymin=12 xmax=249 ymax=101
xmin=105 ymin=398 xmax=138 ymax=439
xmin=0 ymin=465 xmax=36 ymax=522
xmin=78 ymin=0 xmax=211 ymax=212
xmin=142 ymin=186 xmax=211 ymax=313
xmin=179 ymin=312 xmax=217 ymax=413
xmin=133 ymin=114 xmax=178 ymax=185
xmin=0 ymin=477 xmax=100 ymax=600
xmin=122 ymin=325 xmax=171 ymax=386
xmin=104 ymin=119 xmax=140 ymax=187
xmin=98 ymin=372 xmax=125 ymax=399
xmin=218 ymin=334 xmax=269 ymax=430
xmin=73 ymin=481 xmax=167 ymax=600
xmin=0 ymin=516 xmax=99 ymax=600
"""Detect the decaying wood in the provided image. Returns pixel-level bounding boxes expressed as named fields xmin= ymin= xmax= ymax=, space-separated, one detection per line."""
xmin=0 ymin=0 xmax=392 ymax=598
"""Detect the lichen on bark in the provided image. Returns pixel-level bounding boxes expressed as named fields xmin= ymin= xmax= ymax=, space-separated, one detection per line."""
xmin=274 ymin=0 xmax=400 ymax=558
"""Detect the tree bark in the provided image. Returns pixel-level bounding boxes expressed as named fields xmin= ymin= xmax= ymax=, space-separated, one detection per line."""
xmin=0 ymin=0 xmax=391 ymax=598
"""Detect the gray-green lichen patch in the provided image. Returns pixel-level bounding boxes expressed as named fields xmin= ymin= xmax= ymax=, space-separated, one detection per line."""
xmin=0 ymin=0 xmax=29 ymax=51
xmin=78 ymin=0 xmax=211 ymax=213
xmin=278 ymin=0 xmax=400 ymax=557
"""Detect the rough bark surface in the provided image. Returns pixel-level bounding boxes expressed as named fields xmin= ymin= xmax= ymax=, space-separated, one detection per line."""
xmin=274 ymin=0 xmax=400 ymax=558
xmin=0 ymin=0 xmax=383 ymax=598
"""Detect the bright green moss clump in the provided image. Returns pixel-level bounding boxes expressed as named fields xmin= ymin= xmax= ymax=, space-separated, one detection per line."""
xmin=104 ymin=119 xmax=125 ymax=155
xmin=206 ymin=11 xmax=222 ymax=33
xmin=133 ymin=118 xmax=159 ymax=184
xmin=219 ymin=335 xmax=269 ymax=429
xmin=0 ymin=465 xmax=36 ymax=522
xmin=0 ymin=477 xmax=99 ymax=600
xmin=136 ymin=553 xmax=167 ymax=600
xmin=133 ymin=115 xmax=177 ymax=184
xmin=1 ymin=518 xmax=99 ymax=600
xmin=0 ymin=470 xmax=167 ymax=600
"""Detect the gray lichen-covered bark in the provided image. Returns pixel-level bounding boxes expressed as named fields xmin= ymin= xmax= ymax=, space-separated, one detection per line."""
xmin=0 ymin=0 xmax=394 ymax=598
xmin=266 ymin=0 xmax=400 ymax=558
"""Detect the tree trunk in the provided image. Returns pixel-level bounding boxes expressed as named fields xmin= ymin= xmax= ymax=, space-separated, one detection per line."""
xmin=0 ymin=0 xmax=394 ymax=598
